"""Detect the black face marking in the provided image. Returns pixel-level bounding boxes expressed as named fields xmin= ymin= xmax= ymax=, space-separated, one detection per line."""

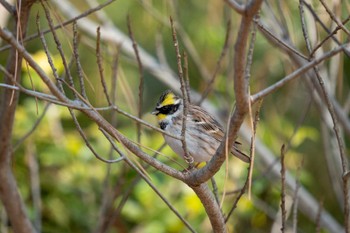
xmin=159 ymin=121 xmax=168 ymax=130
xmin=157 ymin=104 xmax=179 ymax=115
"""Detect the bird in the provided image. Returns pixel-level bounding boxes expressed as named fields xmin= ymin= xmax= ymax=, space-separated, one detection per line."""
xmin=152 ymin=90 xmax=250 ymax=163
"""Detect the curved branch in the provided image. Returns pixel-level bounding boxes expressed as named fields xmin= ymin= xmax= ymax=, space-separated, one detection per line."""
xmin=187 ymin=0 xmax=263 ymax=186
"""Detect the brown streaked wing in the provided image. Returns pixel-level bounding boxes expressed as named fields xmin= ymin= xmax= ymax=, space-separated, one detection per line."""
xmin=189 ymin=105 xmax=250 ymax=163
xmin=189 ymin=105 xmax=224 ymax=141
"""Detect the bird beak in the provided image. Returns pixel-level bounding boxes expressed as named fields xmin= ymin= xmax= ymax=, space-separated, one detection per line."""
xmin=151 ymin=109 xmax=159 ymax=115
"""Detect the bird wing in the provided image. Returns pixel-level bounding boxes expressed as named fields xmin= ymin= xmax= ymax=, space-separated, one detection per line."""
xmin=189 ymin=105 xmax=250 ymax=163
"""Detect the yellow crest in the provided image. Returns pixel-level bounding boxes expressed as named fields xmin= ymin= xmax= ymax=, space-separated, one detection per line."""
xmin=161 ymin=92 xmax=176 ymax=106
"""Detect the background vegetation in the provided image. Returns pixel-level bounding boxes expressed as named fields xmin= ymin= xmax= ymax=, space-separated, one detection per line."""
xmin=0 ymin=0 xmax=349 ymax=232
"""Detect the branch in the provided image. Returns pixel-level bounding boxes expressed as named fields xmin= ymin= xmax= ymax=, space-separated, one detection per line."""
xmin=187 ymin=0 xmax=263 ymax=186
xmin=191 ymin=183 xmax=226 ymax=233
xmin=251 ymin=43 xmax=349 ymax=103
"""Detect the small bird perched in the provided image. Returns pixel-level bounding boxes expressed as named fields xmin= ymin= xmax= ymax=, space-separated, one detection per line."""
xmin=152 ymin=90 xmax=250 ymax=163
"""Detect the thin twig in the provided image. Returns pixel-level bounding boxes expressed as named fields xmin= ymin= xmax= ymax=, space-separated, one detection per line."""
xmin=251 ymin=42 xmax=350 ymax=103
xmin=41 ymin=0 xmax=77 ymax=97
xmin=246 ymin=19 xmax=258 ymax=199
xmin=110 ymin=47 xmax=120 ymax=104
xmin=96 ymin=27 xmax=112 ymax=105
xmin=319 ymin=0 xmax=350 ymax=36
xmin=310 ymin=15 xmax=350 ymax=57
xmin=170 ymin=16 xmax=192 ymax=165
xmin=300 ymin=0 xmax=350 ymax=58
xmin=13 ymin=103 xmax=51 ymax=151
xmin=183 ymin=51 xmax=191 ymax=103
xmin=225 ymin=100 xmax=262 ymax=221
xmin=36 ymin=13 xmax=61 ymax=90
xmin=247 ymin=99 xmax=262 ymax=199
xmin=299 ymin=0 xmax=312 ymax=53
xmin=72 ymin=21 xmax=88 ymax=99
xmin=280 ymin=144 xmax=286 ymax=233
xmin=254 ymin=19 xmax=309 ymax=61
xmin=73 ymin=111 xmax=125 ymax=163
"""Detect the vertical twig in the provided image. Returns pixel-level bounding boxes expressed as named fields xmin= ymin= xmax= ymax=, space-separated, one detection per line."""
xmin=41 ymin=0 xmax=76 ymax=97
xmin=127 ymin=15 xmax=144 ymax=145
xmin=183 ymin=51 xmax=191 ymax=103
xmin=110 ymin=47 xmax=120 ymax=105
xmin=246 ymin=16 xmax=258 ymax=200
xmin=36 ymin=13 xmax=63 ymax=93
xmin=170 ymin=16 xmax=193 ymax=165
xmin=72 ymin=21 xmax=87 ymax=99
xmin=96 ymin=27 xmax=112 ymax=105
xmin=225 ymin=98 xmax=261 ymax=222
xmin=280 ymin=144 xmax=286 ymax=233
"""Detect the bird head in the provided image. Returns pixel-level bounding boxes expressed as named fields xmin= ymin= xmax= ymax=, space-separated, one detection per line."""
xmin=152 ymin=90 xmax=182 ymax=121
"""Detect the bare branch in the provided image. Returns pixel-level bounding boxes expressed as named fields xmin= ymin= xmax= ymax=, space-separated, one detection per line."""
xmin=280 ymin=144 xmax=287 ymax=233
xmin=251 ymin=43 xmax=349 ymax=103
xmin=319 ymin=0 xmax=350 ymax=36
xmin=72 ymin=21 xmax=88 ymax=99
xmin=96 ymin=26 xmax=112 ymax=105
xmin=170 ymin=16 xmax=193 ymax=165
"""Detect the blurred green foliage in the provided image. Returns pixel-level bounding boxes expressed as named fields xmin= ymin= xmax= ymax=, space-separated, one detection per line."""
xmin=0 ymin=0 xmax=348 ymax=232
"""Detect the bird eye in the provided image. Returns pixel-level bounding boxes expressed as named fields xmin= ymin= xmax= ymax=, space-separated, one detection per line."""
xmin=161 ymin=105 xmax=170 ymax=112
